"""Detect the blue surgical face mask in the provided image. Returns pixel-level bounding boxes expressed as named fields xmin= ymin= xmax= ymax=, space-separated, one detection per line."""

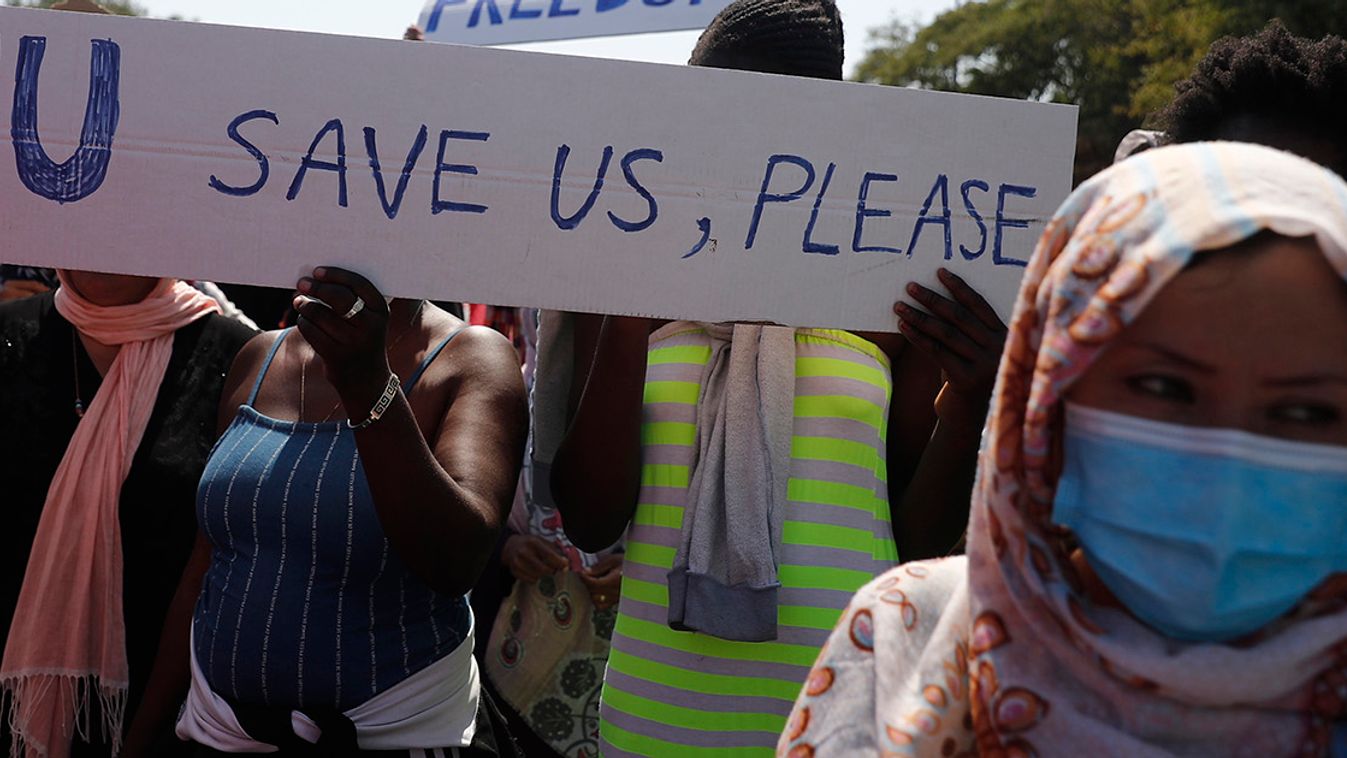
xmin=1052 ymin=403 xmax=1347 ymax=643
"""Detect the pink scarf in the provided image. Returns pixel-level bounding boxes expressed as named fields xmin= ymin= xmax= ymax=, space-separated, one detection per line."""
xmin=1 ymin=275 xmax=219 ymax=758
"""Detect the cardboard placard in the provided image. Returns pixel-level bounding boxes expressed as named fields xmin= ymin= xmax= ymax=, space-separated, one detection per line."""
xmin=0 ymin=7 xmax=1078 ymax=331
xmin=418 ymin=0 xmax=736 ymax=46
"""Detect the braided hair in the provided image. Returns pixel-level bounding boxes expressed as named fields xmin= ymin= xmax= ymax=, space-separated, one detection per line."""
xmin=689 ymin=0 xmax=844 ymax=81
xmin=1156 ymin=20 xmax=1347 ymax=176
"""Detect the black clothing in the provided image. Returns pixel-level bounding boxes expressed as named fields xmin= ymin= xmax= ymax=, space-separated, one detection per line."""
xmin=0 ymin=291 xmax=255 ymax=756
xmin=0 ymin=264 xmax=58 ymax=289
xmin=215 ymin=284 xmax=295 ymax=331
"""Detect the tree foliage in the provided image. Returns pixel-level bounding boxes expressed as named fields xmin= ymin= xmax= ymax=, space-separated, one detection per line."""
xmin=3 ymin=0 xmax=145 ymax=16
xmin=856 ymin=0 xmax=1347 ymax=183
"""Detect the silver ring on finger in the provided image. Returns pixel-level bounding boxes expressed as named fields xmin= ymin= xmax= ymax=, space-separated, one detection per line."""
xmin=341 ymin=297 xmax=366 ymax=320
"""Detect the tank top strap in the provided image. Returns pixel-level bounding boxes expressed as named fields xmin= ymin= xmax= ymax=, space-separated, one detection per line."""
xmin=246 ymin=328 xmax=293 ymax=407
xmin=403 ymin=327 xmax=466 ymax=396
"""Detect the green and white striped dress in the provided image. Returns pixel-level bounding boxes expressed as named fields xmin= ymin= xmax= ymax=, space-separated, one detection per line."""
xmin=599 ymin=323 xmax=900 ymax=757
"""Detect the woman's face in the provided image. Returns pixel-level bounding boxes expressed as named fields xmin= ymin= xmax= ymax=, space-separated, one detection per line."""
xmin=60 ymin=270 xmax=159 ymax=307
xmin=1068 ymin=234 xmax=1347 ymax=446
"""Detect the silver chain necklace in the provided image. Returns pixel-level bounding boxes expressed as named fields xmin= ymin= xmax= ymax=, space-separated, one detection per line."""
xmin=298 ymin=300 xmax=427 ymax=423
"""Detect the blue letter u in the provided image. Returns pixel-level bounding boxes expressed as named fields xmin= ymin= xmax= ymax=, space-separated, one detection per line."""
xmin=11 ymin=36 xmax=121 ymax=204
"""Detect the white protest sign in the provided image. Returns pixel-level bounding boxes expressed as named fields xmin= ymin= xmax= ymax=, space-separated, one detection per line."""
xmin=0 ymin=8 xmax=1077 ymax=332
xmin=418 ymin=0 xmax=735 ymax=46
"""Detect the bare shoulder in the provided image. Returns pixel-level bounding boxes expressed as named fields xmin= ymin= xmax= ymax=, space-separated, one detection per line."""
xmin=419 ymin=320 xmax=528 ymax=456
xmin=225 ymin=331 xmax=284 ymax=389
xmin=215 ymin=330 xmax=284 ymax=434
xmin=409 ymin=319 xmax=527 ymax=434
xmin=439 ymin=324 xmax=525 ymax=388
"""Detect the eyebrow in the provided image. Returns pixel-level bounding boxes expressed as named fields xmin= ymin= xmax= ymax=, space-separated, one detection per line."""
xmin=1117 ymin=342 xmax=1347 ymax=386
xmin=1119 ymin=341 xmax=1218 ymax=374
xmin=1263 ymin=374 xmax=1347 ymax=389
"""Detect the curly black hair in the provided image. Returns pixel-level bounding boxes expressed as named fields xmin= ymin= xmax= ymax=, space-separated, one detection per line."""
xmin=1156 ymin=20 xmax=1347 ymax=176
xmin=689 ymin=0 xmax=844 ymax=81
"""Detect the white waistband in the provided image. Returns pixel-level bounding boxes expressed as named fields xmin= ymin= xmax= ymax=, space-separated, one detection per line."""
xmin=176 ymin=623 xmax=479 ymax=752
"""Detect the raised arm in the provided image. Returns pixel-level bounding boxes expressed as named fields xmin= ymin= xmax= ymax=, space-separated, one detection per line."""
xmin=296 ymin=269 xmax=528 ymax=597
xmin=889 ymin=269 xmax=1007 ymax=560
xmin=550 ymin=314 xmax=654 ymax=552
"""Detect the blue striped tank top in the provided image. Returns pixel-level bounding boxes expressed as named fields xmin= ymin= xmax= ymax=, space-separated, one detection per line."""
xmin=193 ymin=329 xmax=470 ymax=711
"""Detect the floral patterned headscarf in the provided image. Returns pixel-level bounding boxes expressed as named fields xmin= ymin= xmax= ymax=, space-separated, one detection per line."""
xmin=781 ymin=142 xmax=1347 ymax=757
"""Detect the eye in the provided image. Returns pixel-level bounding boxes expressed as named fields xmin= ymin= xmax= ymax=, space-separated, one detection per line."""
xmin=1125 ymin=374 xmax=1195 ymax=404
xmin=1268 ymin=402 xmax=1341 ymax=427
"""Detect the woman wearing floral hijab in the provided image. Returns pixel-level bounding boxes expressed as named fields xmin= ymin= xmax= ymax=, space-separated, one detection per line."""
xmin=779 ymin=141 xmax=1347 ymax=756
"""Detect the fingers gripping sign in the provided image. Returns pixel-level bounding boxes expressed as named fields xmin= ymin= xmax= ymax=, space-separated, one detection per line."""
xmin=293 ymin=267 xmax=393 ymax=390
xmin=894 ymin=268 xmax=1008 ymax=420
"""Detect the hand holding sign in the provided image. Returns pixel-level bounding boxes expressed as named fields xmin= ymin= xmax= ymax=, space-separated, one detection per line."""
xmin=0 ymin=8 xmax=1078 ymax=331
xmin=294 ymin=268 xmax=394 ymax=400
xmin=895 ymin=268 xmax=1007 ymax=424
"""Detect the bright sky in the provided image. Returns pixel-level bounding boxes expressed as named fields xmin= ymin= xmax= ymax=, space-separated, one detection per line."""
xmin=130 ymin=0 xmax=955 ymax=77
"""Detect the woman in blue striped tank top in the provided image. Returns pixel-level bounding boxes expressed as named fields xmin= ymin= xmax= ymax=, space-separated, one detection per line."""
xmin=165 ymin=268 xmax=528 ymax=756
